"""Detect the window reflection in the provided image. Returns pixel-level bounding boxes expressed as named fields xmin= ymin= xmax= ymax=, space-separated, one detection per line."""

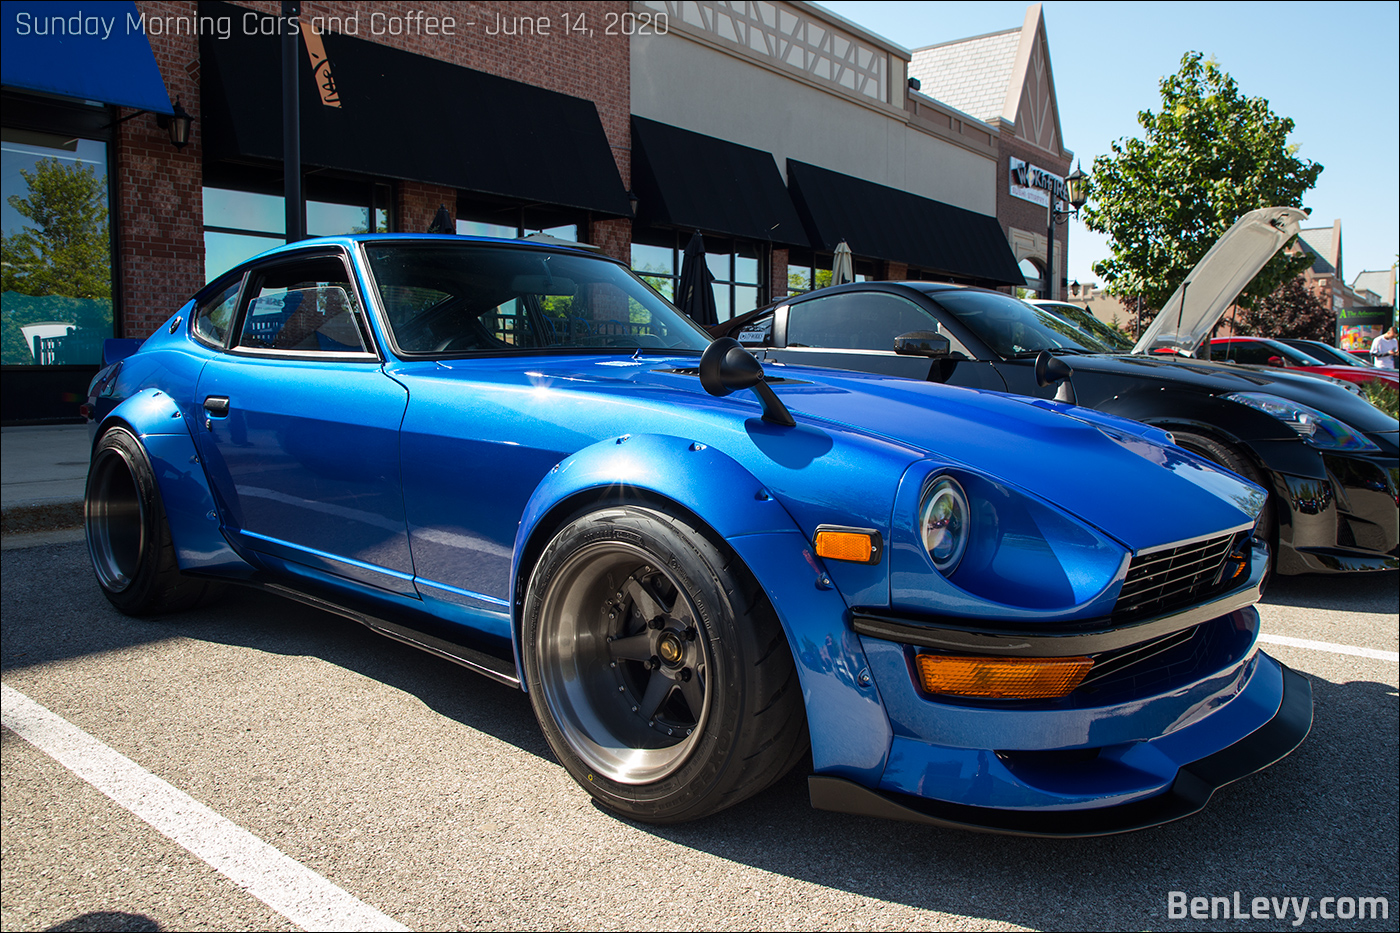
xmin=1 ymin=129 xmax=113 ymax=365
xmin=202 ymin=186 xmax=392 ymax=282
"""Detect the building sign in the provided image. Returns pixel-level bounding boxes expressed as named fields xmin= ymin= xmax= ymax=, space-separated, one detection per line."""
xmin=1009 ymin=156 xmax=1066 ymax=208
xmin=1336 ymin=304 xmax=1395 ymax=353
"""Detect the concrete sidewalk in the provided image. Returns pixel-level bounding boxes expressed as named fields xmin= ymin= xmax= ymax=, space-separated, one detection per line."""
xmin=1 ymin=425 xmax=91 ymax=542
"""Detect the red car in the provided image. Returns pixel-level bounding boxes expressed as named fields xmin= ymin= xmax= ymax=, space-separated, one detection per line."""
xmin=1209 ymin=337 xmax=1399 ymax=390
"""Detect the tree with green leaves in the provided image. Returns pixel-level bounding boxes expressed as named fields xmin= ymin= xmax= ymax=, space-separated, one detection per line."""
xmin=1082 ymin=52 xmax=1323 ymax=314
xmin=1232 ymin=275 xmax=1332 ymax=342
xmin=1 ymin=157 xmax=113 ymax=363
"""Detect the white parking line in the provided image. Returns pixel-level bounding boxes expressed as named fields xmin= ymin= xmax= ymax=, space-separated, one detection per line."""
xmin=1 ymin=683 xmax=410 ymax=933
xmin=1259 ymin=634 xmax=1399 ymax=663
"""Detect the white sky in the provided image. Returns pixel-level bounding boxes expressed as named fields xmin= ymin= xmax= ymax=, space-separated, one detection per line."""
xmin=817 ymin=0 xmax=1400 ymax=291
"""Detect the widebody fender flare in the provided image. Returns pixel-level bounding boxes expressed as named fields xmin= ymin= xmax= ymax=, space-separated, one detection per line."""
xmin=96 ymin=388 xmax=252 ymax=577
xmin=509 ymin=432 xmax=893 ymax=784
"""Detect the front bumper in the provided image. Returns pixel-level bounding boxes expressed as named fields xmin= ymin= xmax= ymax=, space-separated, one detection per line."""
xmin=810 ymin=663 xmax=1311 ymax=837
xmin=810 ymin=541 xmax=1312 ymax=834
xmin=1275 ymin=445 xmax=1398 ymax=575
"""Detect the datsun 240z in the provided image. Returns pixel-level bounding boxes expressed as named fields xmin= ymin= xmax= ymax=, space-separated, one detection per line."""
xmin=83 ymin=235 xmax=1311 ymax=835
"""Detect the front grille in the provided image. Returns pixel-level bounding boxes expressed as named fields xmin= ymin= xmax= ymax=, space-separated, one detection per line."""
xmin=1114 ymin=533 xmax=1237 ymax=622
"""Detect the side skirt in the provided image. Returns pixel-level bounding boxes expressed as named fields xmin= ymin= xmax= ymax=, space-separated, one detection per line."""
xmin=234 ymin=577 xmax=521 ymax=688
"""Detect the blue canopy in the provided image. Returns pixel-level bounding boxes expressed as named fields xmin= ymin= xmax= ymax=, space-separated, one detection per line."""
xmin=1 ymin=1 xmax=173 ymax=113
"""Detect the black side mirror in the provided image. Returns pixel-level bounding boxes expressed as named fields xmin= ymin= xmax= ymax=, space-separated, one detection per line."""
xmin=1034 ymin=350 xmax=1077 ymax=404
xmin=894 ymin=331 xmax=950 ymax=357
xmin=700 ymin=337 xmax=796 ymax=426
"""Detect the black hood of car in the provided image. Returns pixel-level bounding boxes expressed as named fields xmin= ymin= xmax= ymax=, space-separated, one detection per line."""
xmin=1060 ymin=352 xmax=1397 ymax=435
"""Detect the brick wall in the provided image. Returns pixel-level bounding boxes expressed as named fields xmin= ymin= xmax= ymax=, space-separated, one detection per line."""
xmin=997 ymin=135 xmax=1069 ymax=295
xmin=770 ymin=247 xmax=789 ymax=299
xmin=118 ymin=1 xmax=205 ymax=338
xmin=397 ymin=181 xmax=458 ymax=235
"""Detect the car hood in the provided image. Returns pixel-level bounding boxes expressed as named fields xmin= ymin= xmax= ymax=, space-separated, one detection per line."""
xmin=1132 ymin=207 xmax=1309 ymax=355
xmin=1060 ymin=353 xmax=1399 ymax=435
xmin=747 ymin=365 xmax=1265 ymax=547
xmin=446 ymin=356 xmax=1266 ymax=550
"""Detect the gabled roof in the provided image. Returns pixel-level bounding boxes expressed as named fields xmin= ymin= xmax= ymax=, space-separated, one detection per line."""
xmin=1296 ymin=222 xmax=1341 ymax=278
xmin=1352 ymin=269 xmax=1395 ymax=305
xmin=908 ymin=4 xmax=1067 ymax=157
xmin=907 ymin=28 xmax=1020 ymax=125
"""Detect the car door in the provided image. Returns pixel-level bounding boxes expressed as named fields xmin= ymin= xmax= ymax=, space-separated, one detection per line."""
xmin=193 ymin=250 xmax=415 ymax=596
xmin=764 ymin=290 xmax=1009 ymax=392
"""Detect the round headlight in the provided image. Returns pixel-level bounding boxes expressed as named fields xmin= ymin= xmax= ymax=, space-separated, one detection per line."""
xmin=920 ymin=476 xmax=969 ymax=574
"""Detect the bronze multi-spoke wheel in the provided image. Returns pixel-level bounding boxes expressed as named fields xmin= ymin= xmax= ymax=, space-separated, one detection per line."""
xmin=523 ymin=505 xmax=807 ymax=822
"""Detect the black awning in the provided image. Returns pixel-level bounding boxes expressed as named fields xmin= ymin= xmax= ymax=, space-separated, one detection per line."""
xmin=200 ymin=2 xmax=630 ymax=216
xmin=1 ymin=1 xmax=173 ymax=113
xmin=786 ymin=160 xmax=1024 ymax=287
xmin=631 ymin=117 xmax=806 ymax=246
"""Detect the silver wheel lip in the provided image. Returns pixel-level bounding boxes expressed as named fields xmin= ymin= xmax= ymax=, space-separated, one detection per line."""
xmin=534 ymin=539 xmax=713 ymax=786
xmin=85 ymin=441 xmax=146 ymax=594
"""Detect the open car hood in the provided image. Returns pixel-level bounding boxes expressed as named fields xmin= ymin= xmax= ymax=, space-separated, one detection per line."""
xmin=1131 ymin=207 xmax=1309 ymax=356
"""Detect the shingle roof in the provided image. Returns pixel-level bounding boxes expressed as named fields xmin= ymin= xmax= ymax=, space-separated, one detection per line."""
xmin=1296 ymin=227 xmax=1336 ymax=276
xmin=909 ymin=29 xmax=1021 ymax=124
xmin=1352 ymin=269 xmax=1395 ymax=304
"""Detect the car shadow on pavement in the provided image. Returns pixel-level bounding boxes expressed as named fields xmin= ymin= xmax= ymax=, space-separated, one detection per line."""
xmin=623 ymin=673 xmax=1398 ymax=932
xmin=1 ymin=541 xmax=554 ymax=764
xmin=1262 ymin=569 xmax=1398 ymax=613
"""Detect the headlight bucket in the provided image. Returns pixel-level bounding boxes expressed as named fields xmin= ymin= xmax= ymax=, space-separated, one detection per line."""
xmin=1223 ymin=392 xmax=1380 ymax=453
xmin=891 ymin=467 xmax=1129 ymax=620
xmin=920 ymin=476 xmax=969 ymax=574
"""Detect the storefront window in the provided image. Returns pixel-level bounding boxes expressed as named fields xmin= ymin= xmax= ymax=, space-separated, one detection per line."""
xmin=203 ymin=184 xmax=391 ymax=282
xmin=631 ymin=233 xmax=764 ymax=318
xmin=1 ymin=129 xmax=114 ymax=365
xmin=786 ymin=255 xmax=869 ymax=296
xmin=631 ymin=241 xmax=676 ymax=301
xmin=457 ymin=212 xmax=578 ymax=243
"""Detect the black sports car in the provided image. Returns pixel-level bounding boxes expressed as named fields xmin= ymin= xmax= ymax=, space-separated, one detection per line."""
xmin=715 ymin=208 xmax=1398 ymax=575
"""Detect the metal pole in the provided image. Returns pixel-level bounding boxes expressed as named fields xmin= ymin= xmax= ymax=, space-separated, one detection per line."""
xmin=1043 ymin=197 xmax=1056 ymax=300
xmin=282 ymin=1 xmax=303 ymax=242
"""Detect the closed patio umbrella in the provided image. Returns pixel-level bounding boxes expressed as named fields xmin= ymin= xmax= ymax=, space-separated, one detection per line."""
xmin=676 ymin=230 xmax=719 ymax=327
xmin=832 ymin=239 xmax=855 ymax=286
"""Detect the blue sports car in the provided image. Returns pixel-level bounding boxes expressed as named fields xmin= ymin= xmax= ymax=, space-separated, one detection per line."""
xmin=83 ymin=235 xmax=1311 ymax=835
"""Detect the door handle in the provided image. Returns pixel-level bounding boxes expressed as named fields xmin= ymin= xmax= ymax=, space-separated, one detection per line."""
xmin=203 ymin=396 xmax=230 ymax=417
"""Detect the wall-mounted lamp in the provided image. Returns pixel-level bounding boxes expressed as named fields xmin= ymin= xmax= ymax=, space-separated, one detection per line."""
xmin=156 ymin=99 xmax=195 ymax=149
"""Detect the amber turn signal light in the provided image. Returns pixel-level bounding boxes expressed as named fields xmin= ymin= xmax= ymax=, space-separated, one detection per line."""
xmin=915 ymin=654 xmax=1093 ymax=699
xmin=813 ymin=526 xmax=882 ymax=564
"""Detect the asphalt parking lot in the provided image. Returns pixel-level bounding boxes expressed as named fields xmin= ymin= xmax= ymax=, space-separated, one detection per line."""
xmin=2 ymin=537 xmax=1396 ymax=932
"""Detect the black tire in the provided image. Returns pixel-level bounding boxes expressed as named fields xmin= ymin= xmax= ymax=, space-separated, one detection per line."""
xmin=1173 ymin=430 xmax=1277 ymax=568
xmin=522 ymin=505 xmax=807 ymax=823
xmin=85 ymin=427 xmax=221 ymax=616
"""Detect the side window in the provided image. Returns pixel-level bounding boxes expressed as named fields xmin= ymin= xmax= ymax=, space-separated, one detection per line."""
xmin=1226 ymin=341 xmax=1273 ymax=365
xmin=236 ymin=256 xmax=370 ymax=353
xmin=735 ymin=311 xmax=775 ymax=347
xmin=192 ymin=276 xmax=243 ymax=347
xmin=787 ymin=292 xmax=936 ymax=352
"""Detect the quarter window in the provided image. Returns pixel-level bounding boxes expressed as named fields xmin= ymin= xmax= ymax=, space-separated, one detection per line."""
xmin=192 ymin=276 xmax=243 ymax=347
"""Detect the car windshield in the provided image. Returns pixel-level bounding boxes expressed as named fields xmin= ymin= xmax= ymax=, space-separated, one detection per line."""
xmin=363 ymin=242 xmax=713 ymax=356
xmin=925 ymin=289 xmax=1113 ymax=357
xmin=1036 ymin=301 xmax=1134 ymax=352
xmin=1289 ymin=341 xmax=1363 ymax=367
